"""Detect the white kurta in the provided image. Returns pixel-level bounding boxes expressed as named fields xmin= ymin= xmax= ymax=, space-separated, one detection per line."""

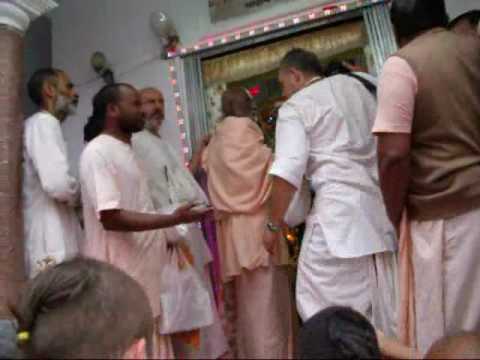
xmin=22 ymin=111 xmax=82 ymax=278
xmin=132 ymin=130 xmax=228 ymax=359
xmin=270 ymin=75 xmax=397 ymax=332
xmin=132 ymin=130 xmax=208 ymax=207
xmin=132 ymin=130 xmax=211 ymax=268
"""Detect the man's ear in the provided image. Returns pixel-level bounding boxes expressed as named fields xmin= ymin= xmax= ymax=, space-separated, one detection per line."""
xmin=291 ymin=67 xmax=304 ymax=84
xmin=43 ymin=81 xmax=57 ymax=101
xmin=106 ymin=102 xmax=120 ymax=118
xmin=124 ymin=338 xmax=146 ymax=359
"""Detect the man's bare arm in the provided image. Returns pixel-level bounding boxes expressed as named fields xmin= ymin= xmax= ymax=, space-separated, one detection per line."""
xmin=100 ymin=204 xmax=209 ymax=232
xmin=269 ymin=176 xmax=297 ymax=226
xmin=377 ymin=133 xmax=411 ymax=231
xmin=264 ymin=176 xmax=297 ymax=253
xmin=189 ymin=134 xmax=211 ymax=174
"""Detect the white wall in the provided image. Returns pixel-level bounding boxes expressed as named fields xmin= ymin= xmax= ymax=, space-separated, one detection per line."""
xmin=446 ymin=0 xmax=480 ymax=19
xmin=51 ymin=0 xmax=338 ymax=174
xmin=51 ymin=0 xmax=480 ymax=174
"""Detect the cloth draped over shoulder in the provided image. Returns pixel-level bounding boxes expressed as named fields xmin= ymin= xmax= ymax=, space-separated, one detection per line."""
xmin=204 ymin=116 xmax=272 ymax=214
xmin=132 ymin=130 xmax=208 ymax=208
xmin=203 ymin=116 xmax=289 ymax=282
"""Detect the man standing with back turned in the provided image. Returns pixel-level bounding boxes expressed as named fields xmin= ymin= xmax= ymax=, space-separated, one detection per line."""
xmin=265 ymin=49 xmax=397 ymax=335
xmin=374 ymin=0 xmax=480 ymax=353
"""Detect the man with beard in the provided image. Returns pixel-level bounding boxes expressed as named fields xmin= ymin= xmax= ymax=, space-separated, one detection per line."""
xmin=131 ymin=87 xmax=228 ymax=359
xmin=132 ymin=88 xmax=209 ymax=208
xmin=23 ymin=68 xmax=83 ymax=278
xmin=80 ymin=83 xmax=210 ymax=358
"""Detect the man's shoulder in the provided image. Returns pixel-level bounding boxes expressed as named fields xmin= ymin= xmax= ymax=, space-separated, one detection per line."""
xmin=132 ymin=129 xmax=150 ymax=140
xmin=24 ymin=111 xmax=58 ymax=130
xmin=286 ymin=80 xmax=331 ymax=110
xmin=352 ymin=72 xmax=378 ymax=86
xmin=132 ymin=130 xmax=166 ymax=154
xmin=396 ymin=29 xmax=461 ymax=63
xmin=132 ymin=130 xmax=159 ymax=146
xmin=81 ymin=136 xmax=111 ymax=163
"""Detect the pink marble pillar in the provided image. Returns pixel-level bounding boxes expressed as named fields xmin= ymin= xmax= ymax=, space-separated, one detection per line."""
xmin=0 ymin=26 xmax=25 ymax=318
xmin=0 ymin=0 xmax=57 ymax=318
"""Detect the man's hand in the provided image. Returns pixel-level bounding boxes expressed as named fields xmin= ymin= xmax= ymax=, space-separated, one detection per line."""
xmin=263 ymin=228 xmax=279 ymax=254
xmin=264 ymin=222 xmax=287 ymax=254
xmin=173 ymin=203 xmax=212 ymax=224
xmin=189 ymin=134 xmax=212 ymax=174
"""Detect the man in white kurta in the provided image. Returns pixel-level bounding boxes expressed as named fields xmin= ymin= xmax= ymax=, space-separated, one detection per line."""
xmin=23 ymin=69 xmax=82 ymax=278
xmin=266 ymin=49 xmax=397 ymax=335
xmin=132 ymin=87 xmax=227 ymax=359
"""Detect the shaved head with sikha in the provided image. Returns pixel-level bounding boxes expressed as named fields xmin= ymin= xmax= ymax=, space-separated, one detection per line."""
xmin=221 ymin=87 xmax=253 ymax=118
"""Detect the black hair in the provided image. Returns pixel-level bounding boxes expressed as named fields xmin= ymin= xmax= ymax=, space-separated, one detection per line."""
xmin=27 ymin=68 xmax=62 ymax=106
xmin=280 ymin=48 xmax=324 ymax=76
xmin=299 ymin=306 xmax=381 ymax=359
xmin=84 ymin=83 xmax=134 ymax=142
xmin=448 ymin=10 xmax=480 ymax=30
xmin=391 ymin=0 xmax=449 ymax=41
xmin=325 ymin=61 xmax=351 ymax=77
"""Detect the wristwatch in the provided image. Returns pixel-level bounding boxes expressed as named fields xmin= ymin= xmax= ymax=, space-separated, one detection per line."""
xmin=266 ymin=221 xmax=282 ymax=233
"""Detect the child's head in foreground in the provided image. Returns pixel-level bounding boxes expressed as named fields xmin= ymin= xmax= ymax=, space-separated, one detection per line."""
xmin=299 ymin=306 xmax=381 ymax=359
xmin=12 ymin=257 xmax=153 ymax=359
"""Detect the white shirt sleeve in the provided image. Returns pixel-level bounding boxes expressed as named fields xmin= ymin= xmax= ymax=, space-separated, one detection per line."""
xmin=269 ymin=102 xmax=310 ymax=190
xmin=27 ymin=115 xmax=79 ymax=205
xmin=81 ymin=148 xmax=122 ymax=217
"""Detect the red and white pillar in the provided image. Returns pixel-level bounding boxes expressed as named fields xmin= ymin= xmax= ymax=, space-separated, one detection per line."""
xmin=0 ymin=0 xmax=57 ymax=318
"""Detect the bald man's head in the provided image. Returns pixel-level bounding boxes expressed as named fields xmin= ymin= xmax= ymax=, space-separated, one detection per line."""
xmin=426 ymin=333 xmax=480 ymax=359
xmin=140 ymin=87 xmax=165 ymax=134
xmin=222 ymin=87 xmax=253 ymax=118
xmin=449 ymin=10 xmax=480 ymax=36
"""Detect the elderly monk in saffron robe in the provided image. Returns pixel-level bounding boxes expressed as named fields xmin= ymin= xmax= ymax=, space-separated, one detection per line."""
xmin=202 ymin=88 xmax=292 ymax=359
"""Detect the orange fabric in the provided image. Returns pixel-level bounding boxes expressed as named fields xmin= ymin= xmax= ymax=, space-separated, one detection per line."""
xmin=203 ymin=117 xmax=289 ymax=282
xmin=173 ymin=330 xmax=201 ymax=350
xmin=204 ymin=116 xmax=272 ymax=213
xmin=398 ymin=210 xmax=417 ymax=348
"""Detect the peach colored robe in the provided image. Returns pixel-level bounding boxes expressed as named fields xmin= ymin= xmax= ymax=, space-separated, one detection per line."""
xmin=398 ymin=211 xmax=416 ymax=348
xmin=202 ymin=116 xmax=289 ymax=282
xmin=79 ymin=135 xmax=174 ymax=359
xmin=203 ymin=116 xmax=293 ymax=358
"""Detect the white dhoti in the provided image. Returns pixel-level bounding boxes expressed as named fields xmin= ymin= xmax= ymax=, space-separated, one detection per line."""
xmin=411 ymin=207 xmax=480 ymax=354
xmin=170 ymin=224 xmax=228 ymax=360
xmin=296 ymin=222 xmax=398 ymax=336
